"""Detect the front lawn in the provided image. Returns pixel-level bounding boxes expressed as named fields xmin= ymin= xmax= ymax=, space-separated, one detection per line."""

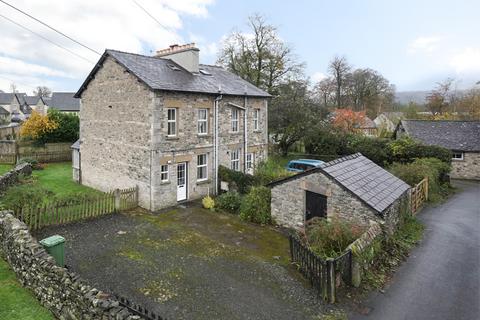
xmin=0 ymin=164 xmax=13 ymax=176
xmin=0 ymin=258 xmax=54 ymax=320
xmin=0 ymin=162 xmax=102 ymax=209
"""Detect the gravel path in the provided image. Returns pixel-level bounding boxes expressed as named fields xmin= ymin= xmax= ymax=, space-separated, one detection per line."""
xmin=36 ymin=205 xmax=326 ymax=320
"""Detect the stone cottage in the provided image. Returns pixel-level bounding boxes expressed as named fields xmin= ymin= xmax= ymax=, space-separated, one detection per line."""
xmin=74 ymin=43 xmax=270 ymax=210
xmin=268 ymin=153 xmax=411 ymax=234
xmin=395 ymin=120 xmax=480 ymax=180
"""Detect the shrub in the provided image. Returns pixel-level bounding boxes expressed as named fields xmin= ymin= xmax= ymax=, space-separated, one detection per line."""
xmin=239 ymin=186 xmax=271 ymax=224
xmin=254 ymin=157 xmax=293 ymax=185
xmin=202 ymin=196 xmax=215 ymax=210
xmin=0 ymin=184 xmax=53 ymax=211
xmin=346 ymin=135 xmax=390 ymax=166
xmin=20 ymin=111 xmax=58 ymax=140
xmin=387 ymin=137 xmax=451 ymax=164
xmin=218 ymin=165 xmax=259 ymax=194
xmin=216 ymin=191 xmax=242 ymax=214
xmin=388 ymin=157 xmax=451 ymax=202
xmin=40 ymin=109 xmax=79 ymax=143
xmin=305 ymin=217 xmax=365 ymax=259
xmin=18 ymin=157 xmax=40 ymax=170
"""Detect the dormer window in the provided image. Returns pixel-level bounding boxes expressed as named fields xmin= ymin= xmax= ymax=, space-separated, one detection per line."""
xmin=167 ymin=64 xmax=181 ymax=71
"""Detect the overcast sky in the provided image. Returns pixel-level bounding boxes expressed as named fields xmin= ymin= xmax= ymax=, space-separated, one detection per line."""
xmin=0 ymin=0 xmax=479 ymax=94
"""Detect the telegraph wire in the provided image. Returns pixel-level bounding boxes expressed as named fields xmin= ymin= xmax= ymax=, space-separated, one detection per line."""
xmin=131 ymin=0 xmax=171 ymax=31
xmin=0 ymin=14 xmax=95 ymax=64
xmin=0 ymin=0 xmax=101 ymax=55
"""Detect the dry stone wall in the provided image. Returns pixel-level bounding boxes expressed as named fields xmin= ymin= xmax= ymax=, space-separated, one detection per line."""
xmin=0 ymin=211 xmax=140 ymax=320
xmin=0 ymin=162 xmax=32 ymax=192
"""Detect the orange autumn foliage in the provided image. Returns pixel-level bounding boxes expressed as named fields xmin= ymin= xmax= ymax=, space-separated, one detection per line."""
xmin=20 ymin=111 xmax=58 ymax=140
xmin=332 ymin=108 xmax=366 ymax=132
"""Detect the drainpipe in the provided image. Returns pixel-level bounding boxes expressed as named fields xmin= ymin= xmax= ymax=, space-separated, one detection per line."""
xmin=244 ymin=93 xmax=248 ymax=173
xmin=214 ymin=93 xmax=223 ymax=195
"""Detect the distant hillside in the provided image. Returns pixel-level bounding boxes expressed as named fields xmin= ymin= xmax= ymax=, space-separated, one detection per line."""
xmin=395 ymin=91 xmax=428 ymax=105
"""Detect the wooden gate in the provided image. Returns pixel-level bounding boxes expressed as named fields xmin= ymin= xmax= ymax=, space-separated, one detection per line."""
xmin=411 ymin=177 xmax=428 ymax=214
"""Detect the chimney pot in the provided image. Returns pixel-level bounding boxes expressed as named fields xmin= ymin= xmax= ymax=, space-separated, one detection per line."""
xmin=154 ymin=43 xmax=200 ymax=73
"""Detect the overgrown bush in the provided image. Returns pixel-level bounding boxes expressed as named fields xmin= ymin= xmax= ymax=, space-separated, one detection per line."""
xmin=239 ymin=186 xmax=271 ymax=224
xmin=216 ymin=191 xmax=242 ymax=214
xmin=254 ymin=156 xmax=293 ymax=184
xmin=387 ymin=137 xmax=451 ymax=164
xmin=0 ymin=184 xmax=53 ymax=211
xmin=346 ymin=135 xmax=390 ymax=166
xmin=218 ymin=165 xmax=259 ymax=194
xmin=389 ymin=157 xmax=451 ymax=202
xmin=305 ymin=217 xmax=365 ymax=259
xmin=18 ymin=157 xmax=40 ymax=170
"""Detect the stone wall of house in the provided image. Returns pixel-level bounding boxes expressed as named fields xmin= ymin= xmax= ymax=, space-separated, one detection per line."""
xmin=270 ymin=171 xmax=379 ymax=229
xmin=79 ymin=56 xmax=154 ymax=209
xmin=382 ymin=191 xmax=410 ymax=235
xmin=0 ymin=163 xmax=31 ymax=192
xmin=451 ymin=152 xmax=480 ymax=180
xmin=0 ymin=211 xmax=139 ymax=320
xmin=150 ymin=91 xmax=268 ymax=210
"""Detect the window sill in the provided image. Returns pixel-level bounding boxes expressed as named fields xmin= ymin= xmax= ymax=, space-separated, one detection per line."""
xmin=253 ymin=130 xmax=262 ymax=133
xmin=160 ymin=181 xmax=170 ymax=185
xmin=196 ymin=179 xmax=211 ymax=185
xmin=166 ymin=136 xmax=179 ymax=140
xmin=229 ymin=131 xmax=242 ymax=135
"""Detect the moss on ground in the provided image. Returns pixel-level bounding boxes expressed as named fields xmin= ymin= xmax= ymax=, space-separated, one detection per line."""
xmin=139 ymin=280 xmax=178 ymax=302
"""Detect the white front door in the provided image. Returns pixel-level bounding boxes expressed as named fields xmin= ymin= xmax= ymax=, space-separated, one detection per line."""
xmin=177 ymin=162 xmax=187 ymax=201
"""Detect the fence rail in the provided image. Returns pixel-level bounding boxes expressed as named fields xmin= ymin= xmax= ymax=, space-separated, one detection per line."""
xmin=289 ymin=235 xmax=352 ymax=303
xmin=411 ymin=177 xmax=428 ymax=214
xmin=13 ymin=187 xmax=138 ymax=231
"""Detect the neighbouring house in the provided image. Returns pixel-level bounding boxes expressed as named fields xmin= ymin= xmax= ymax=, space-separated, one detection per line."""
xmin=395 ymin=120 xmax=480 ymax=180
xmin=24 ymin=95 xmax=48 ymax=115
xmin=268 ymin=153 xmax=411 ymax=234
xmin=374 ymin=112 xmax=404 ymax=133
xmin=48 ymin=92 xmax=80 ymax=113
xmin=0 ymin=106 xmax=10 ymax=124
xmin=0 ymin=92 xmax=47 ymax=122
xmin=354 ymin=116 xmax=377 ymax=137
xmin=74 ymin=43 xmax=270 ymax=210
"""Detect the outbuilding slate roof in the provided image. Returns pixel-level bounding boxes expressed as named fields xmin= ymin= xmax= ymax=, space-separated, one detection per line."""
xmin=321 ymin=153 xmax=410 ymax=213
xmin=268 ymin=153 xmax=410 ymax=214
xmin=75 ymin=49 xmax=271 ymax=98
xmin=397 ymin=120 xmax=480 ymax=152
xmin=0 ymin=106 xmax=9 ymax=115
xmin=49 ymin=92 xmax=80 ymax=112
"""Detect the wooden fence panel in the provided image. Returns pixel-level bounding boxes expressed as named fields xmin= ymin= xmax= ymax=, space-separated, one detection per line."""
xmin=411 ymin=177 xmax=429 ymax=214
xmin=13 ymin=187 xmax=137 ymax=231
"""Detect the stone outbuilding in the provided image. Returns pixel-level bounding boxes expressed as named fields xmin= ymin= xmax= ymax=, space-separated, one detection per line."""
xmin=268 ymin=153 xmax=411 ymax=234
xmin=395 ymin=120 xmax=480 ymax=180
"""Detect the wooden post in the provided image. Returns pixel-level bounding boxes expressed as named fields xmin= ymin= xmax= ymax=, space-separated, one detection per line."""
xmin=424 ymin=177 xmax=429 ymax=201
xmin=114 ymin=189 xmax=121 ymax=212
xmin=327 ymin=258 xmax=336 ymax=303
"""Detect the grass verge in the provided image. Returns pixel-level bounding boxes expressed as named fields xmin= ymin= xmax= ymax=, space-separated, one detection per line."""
xmin=362 ymin=214 xmax=424 ymax=289
xmin=0 ymin=258 xmax=54 ymax=320
xmin=0 ymin=164 xmax=13 ymax=176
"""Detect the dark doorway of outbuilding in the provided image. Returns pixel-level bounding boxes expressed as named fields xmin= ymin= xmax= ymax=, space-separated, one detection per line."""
xmin=305 ymin=191 xmax=327 ymax=221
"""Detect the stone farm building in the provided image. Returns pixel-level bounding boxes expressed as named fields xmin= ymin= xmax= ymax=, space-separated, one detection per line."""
xmin=268 ymin=153 xmax=411 ymax=234
xmin=74 ymin=43 xmax=270 ymax=210
xmin=395 ymin=120 xmax=480 ymax=180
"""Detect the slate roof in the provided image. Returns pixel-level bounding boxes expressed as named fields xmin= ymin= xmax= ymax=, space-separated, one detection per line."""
xmin=0 ymin=106 xmax=9 ymax=115
xmin=0 ymin=92 xmax=27 ymax=105
xmin=49 ymin=92 xmax=80 ymax=112
xmin=23 ymin=96 xmax=42 ymax=105
xmin=268 ymin=153 xmax=410 ymax=214
xmin=75 ymin=49 xmax=271 ymax=98
xmin=321 ymin=153 xmax=410 ymax=213
xmin=398 ymin=120 xmax=480 ymax=152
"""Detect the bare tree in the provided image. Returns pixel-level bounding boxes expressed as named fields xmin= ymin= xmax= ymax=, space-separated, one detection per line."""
xmin=426 ymin=78 xmax=454 ymax=115
xmin=328 ymin=55 xmax=351 ymax=107
xmin=314 ymin=78 xmax=336 ymax=107
xmin=217 ymin=14 xmax=304 ymax=94
xmin=33 ymin=86 xmax=52 ymax=98
xmin=9 ymin=83 xmax=18 ymax=93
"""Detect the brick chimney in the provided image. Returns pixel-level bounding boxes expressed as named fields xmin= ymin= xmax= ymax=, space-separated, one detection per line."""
xmin=155 ymin=43 xmax=200 ymax=73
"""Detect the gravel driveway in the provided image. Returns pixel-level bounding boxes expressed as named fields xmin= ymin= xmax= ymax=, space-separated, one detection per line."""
xmin=36 ymin=204 xmax=326 ymax=320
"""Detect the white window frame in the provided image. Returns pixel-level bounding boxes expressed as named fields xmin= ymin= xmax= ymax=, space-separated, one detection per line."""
xmin=230 ymin=149 xmax=240 ymax=171
xmin=231 ymin=108 xmax=239 ymax=132
xmin=160 ymin=164 xmax=169 ymax=182
xmin=246 ymin=153 xmax=253 ymax=170
xmin=452 ymin=152 xmax=464 ymax=161
xmin=167 ymin=108 xmax=177 ymax=136
xmin=197 ymin=154 xmax=208 ymax=181
xmin=253 ymin=109 xmax=260 ymax=131
xmin=197 ymin=108 xmax=208 ymax=135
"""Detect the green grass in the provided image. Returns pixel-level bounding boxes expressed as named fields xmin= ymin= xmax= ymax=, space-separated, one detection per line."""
xmin=31 ymin=162 xmax=100 ymax=199
xmin=0 ymin=164 xmax=13 ymax=176
xmin=0 ymin=162 xmax=102 ymax=209
xmin=0 ymin=258 xmax=54 ymax=320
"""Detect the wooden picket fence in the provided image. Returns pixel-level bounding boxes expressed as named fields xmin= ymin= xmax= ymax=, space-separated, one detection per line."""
xmin=14 ymin=187 xmax=138 ymax=231
xmin=411 ymin=177 xmax=428 ymax=214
